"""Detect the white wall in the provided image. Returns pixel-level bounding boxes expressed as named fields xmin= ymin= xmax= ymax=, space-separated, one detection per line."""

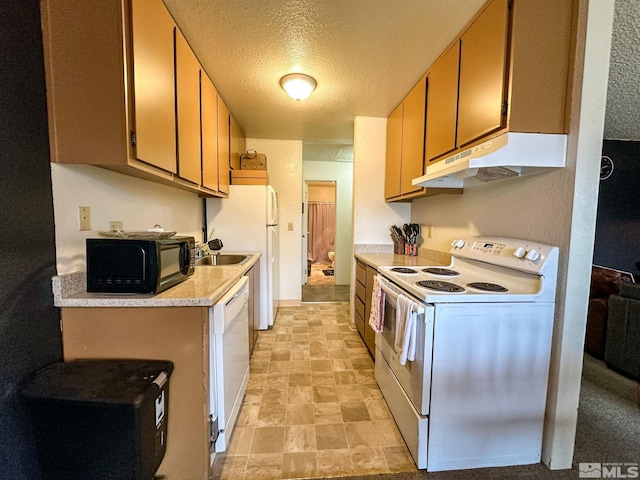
xmin=352 ymin=116 xmax=411 ymax=247
xmin=303 ymin=161 xmax=353 ymax=285
xmin=410 ymin=1 xmax=614 ymax=468
xmin=51 ymin=164 xmax=202 ymax=275
xmin=246 ymin=138 xmax=303 ymax=305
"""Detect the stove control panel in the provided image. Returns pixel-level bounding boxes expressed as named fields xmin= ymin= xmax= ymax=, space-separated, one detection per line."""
xmin=450 ymin=236 xmax=559 ymax=275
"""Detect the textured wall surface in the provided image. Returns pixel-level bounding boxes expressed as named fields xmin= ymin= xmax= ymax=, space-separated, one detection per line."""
xmin=604 ymin=0 xmax=640 ymax=140
xmin=594 ymin=140 xmax=640 ymax=278
xmin=51 ymin=164 xmax=203 ymax=275
xmin=247 ymin=139 xmax=303 ymax=303
xmin=0 ymin=0 xmax=62 ymax=478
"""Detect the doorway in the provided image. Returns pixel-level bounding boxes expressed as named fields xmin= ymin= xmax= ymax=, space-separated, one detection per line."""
xmin=302 ymin=181 xmax=349 ymax=302
xmin=305 ymin=181 xmax=336 ymax=285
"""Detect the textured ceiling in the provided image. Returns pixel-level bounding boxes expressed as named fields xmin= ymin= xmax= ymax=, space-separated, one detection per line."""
xmin=162 ymin=0 xmax=639 ymax=157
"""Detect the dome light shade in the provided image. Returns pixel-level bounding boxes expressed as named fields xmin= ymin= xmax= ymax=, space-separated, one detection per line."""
xmin=279 ymin=73 xmax=316 ymax=101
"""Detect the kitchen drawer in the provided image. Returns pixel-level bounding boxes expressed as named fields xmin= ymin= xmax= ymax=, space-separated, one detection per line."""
xmin=356 ymin=261 xmax=366 ymax=285
xmin=354 ymin=310 xmax=365 ymax=340
xmin=355 ymin=281 xmax=366 ymax=302
xmin=355 ymin=296 xmax=365 ymax=320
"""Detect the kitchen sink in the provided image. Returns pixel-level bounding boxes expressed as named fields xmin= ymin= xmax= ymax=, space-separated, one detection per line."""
xmin=195 ymin=254 xmax=249 ymax=266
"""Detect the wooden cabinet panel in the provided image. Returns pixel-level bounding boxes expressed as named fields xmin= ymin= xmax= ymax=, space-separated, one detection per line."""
xmin=508 ymin=0 xmax=574 ymax=134
xmin=400 ymin=76 xmax=427 ymax=195
xmin=364 ymin=265 xmax=377 ymax=322
xmin=201 ymin=72 xmax=219 ymax=191
xmin=353 ymin=257 xmax=378 ymax=358
xmin=230 ymin=115 xmax=246 ymax=171
xmin=175 ymin=30 xmax=202 ymax=184
xmin=384 ymin=103 xmax=403 ymax=199
xmin=217 ymin=96 xmax=231 ymax=195
xmin=363 ymin=265 xmax=377 ymax=355
xmin=355 ymin=296 xmax=365 ymax=320
xmin=385 ymin=76 xmax=430 ymax=201
xmin=426 ymin=42 xmax=460 ymax=162
xmin=356 ymin=261 xmax=366 ymax=285
xmin=61 ymin=307 xmax=210 ymax=480
xmin=355 ymin=281 xmax=366 ymax=303
xmin=41 ymin=0 xmax=242 ymax=198
xmin=457 ymin=0 xmax=509 ymax=147
xmin=41 ymin=0 xmax=131 ymax=165
xmin=354 ymin=310 xmax=365 ymax=339
xmin=131 ymin=0 xmax=177 ymax=173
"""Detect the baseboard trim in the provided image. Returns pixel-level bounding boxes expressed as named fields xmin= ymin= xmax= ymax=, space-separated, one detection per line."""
xmin=278 ymin=299 xmax=302 ymax=307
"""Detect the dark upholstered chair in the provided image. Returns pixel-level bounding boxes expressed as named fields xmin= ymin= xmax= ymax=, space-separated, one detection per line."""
xmin=604 ymin=282 xmax=640 ymax=380
xmin=585 ymin=266 xmax=625 ymax=359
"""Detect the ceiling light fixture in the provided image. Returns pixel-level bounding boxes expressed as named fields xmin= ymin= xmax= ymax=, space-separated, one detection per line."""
xmin=279 ymin=73 xmax=316 ymax=101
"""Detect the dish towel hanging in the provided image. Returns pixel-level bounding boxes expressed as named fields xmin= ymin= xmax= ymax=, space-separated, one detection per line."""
xmin=395 ymin=294 xmax=418 ymax=366
xmin=368 ymin=275 xmax=385 ymax=333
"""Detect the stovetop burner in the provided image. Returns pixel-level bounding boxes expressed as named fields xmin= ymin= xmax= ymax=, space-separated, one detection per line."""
xmin=422 ymin=267 xmax=460 ymax=276
xmin=466 ymin=282 xmax=508 ymax=292
xmin=390 ymin=267 xmax=418 ymax=274
xmin=416 ymin=280 xmax=465 ymax=293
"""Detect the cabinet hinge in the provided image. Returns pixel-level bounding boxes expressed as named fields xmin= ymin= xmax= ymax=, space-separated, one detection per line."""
xmin=130 ymin=131 xmax=137 ymax=146
xmin=209 ymin=416 xmax=219 ymax=448
xmin=502 ymin=101 xmax=508 ymax=116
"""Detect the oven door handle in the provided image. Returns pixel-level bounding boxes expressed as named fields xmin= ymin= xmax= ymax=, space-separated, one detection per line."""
xmin=377 ymin=275 xmax=426 ymax=315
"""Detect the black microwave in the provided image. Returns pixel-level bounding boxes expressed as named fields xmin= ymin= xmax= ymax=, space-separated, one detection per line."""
xmin=86 ymin=236 xmax=196 ymax=294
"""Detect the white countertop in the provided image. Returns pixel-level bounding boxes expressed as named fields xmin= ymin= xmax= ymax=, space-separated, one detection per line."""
xmin=52 ymin=252 xmax=261 ymax=308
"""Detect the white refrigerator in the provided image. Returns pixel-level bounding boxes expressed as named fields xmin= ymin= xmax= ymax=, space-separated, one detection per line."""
xmin=206 ymin=185 xmax=279 ymax=329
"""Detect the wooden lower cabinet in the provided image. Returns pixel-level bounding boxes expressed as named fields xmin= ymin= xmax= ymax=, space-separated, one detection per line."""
xmin=354 ymin=259 xmax=377 ymax=357
xmin=61 ymin=307 xmax=212 ymax=480
xmin=247 ymin=263 xmax=260 ymax=354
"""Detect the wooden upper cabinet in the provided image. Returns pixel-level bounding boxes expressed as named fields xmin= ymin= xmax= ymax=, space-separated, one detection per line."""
xmin=217 ymin=96 xmax=231 ymax=196
xmin=130 ymin=0 xmax=177 ymax=173
xmin=175 ymin=29 xmax=202 ymax=185
xmin=201 ymin=72 xmax=219 ymax=191
xmin=384 ymin=103 xmax=403 ymax=200
xmin=400 ymin=76 xmax=427 ymax=195
xmin=457 ymin=0 xmax=509 ymax=147
xmin=385 ymin=76 xmax=428 ymax=201
xmin=41 ymin=0 xmax=242 ymax=197
xmin=425 ymin=42 xmax=460 ymax=162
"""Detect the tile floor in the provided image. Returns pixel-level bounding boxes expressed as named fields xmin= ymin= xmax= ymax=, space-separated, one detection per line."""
xmin=210 ymin=303 xmax=416 ymax=480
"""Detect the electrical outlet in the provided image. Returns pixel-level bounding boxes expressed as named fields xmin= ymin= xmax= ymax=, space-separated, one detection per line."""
xmin=108 ymin=221 xmax=123 ymax=231
xmin=426 ymin=225 xmax=433 ymax=238
xmin=78 ymin=206 xmax=91 ymax=231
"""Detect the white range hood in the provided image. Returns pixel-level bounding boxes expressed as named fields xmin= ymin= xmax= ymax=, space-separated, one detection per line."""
xmin=412 ymin=132 xmax=567 ymax=189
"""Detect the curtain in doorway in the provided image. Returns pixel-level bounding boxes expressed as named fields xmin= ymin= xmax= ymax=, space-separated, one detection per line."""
xmin=307 ymin=202 xmax=335 ymax=263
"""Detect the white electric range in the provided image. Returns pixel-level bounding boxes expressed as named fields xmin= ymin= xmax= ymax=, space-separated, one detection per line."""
xmin=374 ymin=236 xmax=559 ymax=471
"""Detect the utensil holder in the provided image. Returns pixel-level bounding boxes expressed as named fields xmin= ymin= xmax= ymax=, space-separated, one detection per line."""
xmin=405 ymin=244 xmax=417 ymax=256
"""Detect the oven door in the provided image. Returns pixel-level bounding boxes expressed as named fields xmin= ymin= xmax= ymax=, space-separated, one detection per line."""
xmin=375 ymin=276 xmax=434 ymax=415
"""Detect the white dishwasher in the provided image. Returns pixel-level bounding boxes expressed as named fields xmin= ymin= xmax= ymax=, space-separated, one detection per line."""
xmin=209 ymin=276 xmax=250 ymax=456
